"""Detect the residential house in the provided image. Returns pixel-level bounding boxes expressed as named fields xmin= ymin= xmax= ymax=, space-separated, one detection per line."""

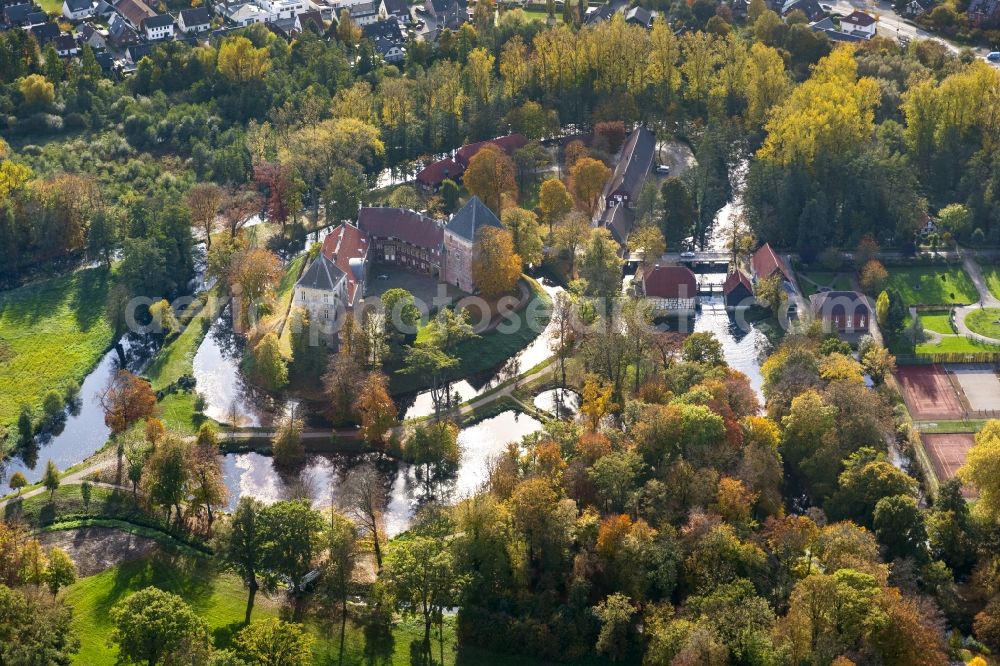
xmin=93 ymin=0 xmax=114 ymax=18
xmin=441 ymin=196 xmax=504 ymax=293
xmin=255 ymin=0 xmax=304 ymax=20
xmin=602 ymin=203 xmax=635 ymax=249
xmin=781 ymin=0 xmax=823 ymax=20
xmin=363 ymin=17 xmax=404 ymax=60
xmin=294 ymin=223 xmax=370 ymax=328
xmin=722 ymin=269 xmax=753 ymax=308
xmin=357 ymin=207 xmax=444 ymax=274
xmin=224 ymin=2 xmax=266 ymax=24
xmin=143 ymin=13 xmax=174 ymax=40
xmin=2 ymin=2 xmax=34 ymax=27
xmin=54 ymin=33 xmax=79 ymax=55
xmin=584 ymin=1 xmax=614 ymax=25
xmin=107 ymin=12 xmax=138 ymax=45
xmin=348 ymin=0 xmax=378 ymax=24
xmin=638 ymin=265 xmax=698 ymax=314
xmin=624 ymin=5 xmax=652 ymax=27
xmin=294 ymin=8 xmax=323 ymax=29
xmin=810 ymin=291 xmax=871 ymax=333
xmin=598 ymin=125 xmax=655 ymax=217
xmin=114 ymin=0 xmax=156 ymax=29
xmin=423 ymin=0 xmax=464 ymax=29
xmin=378 ymin=0 xmax=409 ymax=21
xmin=78 ymin=22 xmax=107 ymax=49
xmin=24 ymin=8 xmax=46 ymax=22
xmin=93 ymin=50 xmax=113 ymax=70
xmin=125 ymin=41 xmax=152 ymax=64
xmin=178 ymin=7 xmax=210 ymax=32
xmin=840 ymin=10 xmax=876 ymax=37
xmin=810 ymin=16 xmax=867 ymax=42
xmin=30 ymin=22 xmax=60 ymax=47
xmin=750 ymin=242 xmax=791 ymax=285
xmin=62 ymin=0 xmax=94 ymax=21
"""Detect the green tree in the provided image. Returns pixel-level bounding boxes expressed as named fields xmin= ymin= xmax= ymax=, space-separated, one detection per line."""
xmin=593 ymin=593 xmax=638 ymax=661
xmin=0 ymin=584 xmax=79 ymax=664
xmin=440 ymin=179 xmax=460 ymax=213
xmin=755 ymin=273 xmax=786 ymax=317
xmin=145 ymin=436 xmax=190 ymax=524
xmin=110 ymin=588 xmax=210 ymax=666
xmin=215 ymin=497 xmax=278 ymax=626
xmin=234 ymin=619 xmax=314 ymax=666
xmin=42 ymin=460 xmax=59 ymax=501
xmin=580 ymin=228 xmax=622 ymax=300
xmin=44 ymin=547 xmax=75 ymax=596
xmin=682 ymin=331 xmax=724 ymax=366
xmin=501 ymin=207 xmax=544 ymax=267
xmin=17 ymin=404 xmax=33 ymax=445
xmin=873 ymin=494 xmax=927 ymax=561
xmin=261 ymin=500 xmax=325 ymax=618
xmin=250 ymin=333 xmax=289 ymax=392
xmin=8 ymin=471 xmax=27 ymax=496
xmin=322 ymin=511 xmax=358 ymax=662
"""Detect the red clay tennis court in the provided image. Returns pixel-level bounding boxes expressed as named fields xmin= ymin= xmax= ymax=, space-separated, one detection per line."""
xmin=922 ymin=433 xmax=977 ymax=497
xmin=896 ymin=364 xmax=965 ymax=420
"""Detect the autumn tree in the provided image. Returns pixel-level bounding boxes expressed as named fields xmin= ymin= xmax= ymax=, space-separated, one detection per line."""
xmin=463 ymin=144 xmax=517 ymax=214
xmin=189 ymin=424 xmax=228 ymax=526
xmin=272 ymin=413 xmax=306 ymax=468
xmin=234 ymin=619 xmax=313 ymax=666
xmin=230 ymin=248 xmax=282 ymax=330
xmin=217 ymin=36 xmax=270 ymax=83
xmin=250 ymin=332 xmax=288 ymax=392
xmin=472 ymin=226 xmax=522 ymax=299
xmin=100 ymin=370 xmax=157 ymax=435
xmin=539 ymin=178 xmax=574 ymax=237
xmin=571 ymin=157 xmax=612 ymax=217
xmin=340 ymin=463 xmax=387 ymax=568
xmin=554 ymin=211 xmax=592 ymax=278
xmin=145 ymin=436 xmax=190 ymax=524
xmin=185 ymin=183 xmax=225 ymax=249
xmin=501 ymin=207 xmax=543 ymax=267
xmin=959 ymin=421 xmax=1000 ymax=520
xmin=580 ymin=228 xmax=622 ymax=300
xmin=354 ymin=372 xmax=396 ymax=447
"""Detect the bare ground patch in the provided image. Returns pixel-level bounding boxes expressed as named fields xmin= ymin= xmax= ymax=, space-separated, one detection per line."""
xmin=36 ymin=526 xmax=160 ymax=577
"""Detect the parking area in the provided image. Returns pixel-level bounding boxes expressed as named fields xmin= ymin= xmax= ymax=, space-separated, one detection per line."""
xmin=896 ymin=364 xmax=965 ymax=420
xmin=950 ymin=364 xmax=1000 ymax=413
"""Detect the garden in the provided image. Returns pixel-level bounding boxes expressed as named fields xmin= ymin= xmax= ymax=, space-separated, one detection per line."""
xmin=885 ymin=265 xmax=979 ymax=306
xmin=966 ymin=308 xmax=1000 ymax=341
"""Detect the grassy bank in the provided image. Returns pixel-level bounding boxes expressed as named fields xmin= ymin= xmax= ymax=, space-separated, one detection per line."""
xmin=0 ymin=267 xmax=114 ymax=444
xmin=886 ymin=265 xmax=979 ymax=306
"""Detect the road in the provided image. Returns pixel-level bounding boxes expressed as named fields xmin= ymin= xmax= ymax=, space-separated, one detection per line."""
xmin=829 ymin=0 xmax=996 ymax=59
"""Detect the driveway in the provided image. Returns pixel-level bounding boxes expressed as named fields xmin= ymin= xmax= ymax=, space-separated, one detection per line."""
xmin=952 ymin=256 xmax=1000 ymax=343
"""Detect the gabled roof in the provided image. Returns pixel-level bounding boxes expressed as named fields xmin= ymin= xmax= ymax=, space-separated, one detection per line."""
xmin=298 ymin=253 xmax=345 ymax=292
xmin=3 ymin=3 xmax=33 ymax=24
xmin=321 ymin=223 xmax=369 ymax=305
xmin=842 ymin=9 xmax=876 ymax=25
xmin=625 ymin=5 xmax=651 ymax=26
xmin=358 ymin=207 xmax=443 ymax=252
xmin=380 ymin=0 xmax=409 ymax=15
xmin=349 ymin=1 xmax=377 ymax=16
xmin=296 ymin=9 xmax=323 ymax=29
xmin=114 ymin=0 xmax=155 ymax=26
xmin=415 ymin=157 xmax=463 ymax=187
xmin=55 ymin=33 xmax=77 ymax=50
xmin=25 ymin=9 xmax=47 ymax=23
xmin=455 ymin=133 xmax=528 ymax=167
xmin=723 ymin=269 xmax=752 ymax=296
xmin=810 ymin=290 xmax=871 ymax=316
xmin=143 ymin=12 xmax=173 ymax=28
xmin=602 ymin=126 xmax=656 ymax=202
xmin=30 ymin=22 xmax=60 ymax=44
xmin=363 ymin=16 xmax=401 ymax=40
xmin=445 ymin=196 xmax=502 ymax=242
xmin=782 ymin=0 xmax=823 ymax=20
xmin=584 ymin=2 xmax=614 ymax=25
xmin=64 ymin=0 xmax=92 ymax=13
xmin=179 ymin=6 xmax=209 ymax=25
xmin=751 ymin=243 xmax=791 ymax=282
xmin=427 ymin=0 xmax=461 ymax=13
xmin=126 ymin=42 xmax=152 ymax=61
xmin=602 ymin=203 xmax=634 ymax=247
xmin=642 ymin=265 xmax=697 ymax=300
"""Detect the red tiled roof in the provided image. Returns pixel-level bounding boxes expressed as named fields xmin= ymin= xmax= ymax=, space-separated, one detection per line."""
xmin=751 ymin=243 xmax=790 ymax=282
xmin=723 ymin=269 xmax=752 ymax=296
xmin=358 ymin=207 xmax=444 ymax=253
xmin=322 ymin=224 xmax=369 ymax=306
xmin=642 ymin=265 xmax=697 ymax=299
xmin=454 ymin=134 xmax=528 ymax=167
xmin=415 ymin=157 xmax=464 ymax=188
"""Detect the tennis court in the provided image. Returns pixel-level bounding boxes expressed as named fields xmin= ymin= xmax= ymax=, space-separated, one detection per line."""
xmin=896 ymin=364 xmax=965 ymax=420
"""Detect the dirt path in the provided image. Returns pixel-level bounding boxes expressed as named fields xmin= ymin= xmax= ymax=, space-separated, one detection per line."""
xmin=36 ymin=526 xmax=160 ymax=577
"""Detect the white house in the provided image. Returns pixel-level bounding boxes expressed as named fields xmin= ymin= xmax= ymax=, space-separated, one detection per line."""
xmin=348 ymin=0 xmax=378 ymax=23
xmin=255 ymin=0 xmax=305 ymax=20
xmin=62 ymin=0 xmax=94 ymax=21
xmin=840 ymin=10 xmax=876 ymax=38
xmin=177 ymin=7 xmax=210 ymax=32
xmin=143 ymin=12 xmax=174 ymax=39
xmin=223 ymin=2 xmax=266 ymax=25
xmin=293 ymin=223 xmax=368 ymax=330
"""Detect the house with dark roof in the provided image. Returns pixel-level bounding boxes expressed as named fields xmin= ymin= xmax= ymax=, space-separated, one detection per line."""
xmin=107 ymin=12 xmax=138 ymax=45
xmin=378 ymin=0 xmax=409 ymax=21
xmin=810 ymin=16 xmax=867 ymax=42
xmin=3 ymin=2 xmax=34 ymax=26
xmin=424 ymin=0 xmax=464 ymax=28
xmin=362 ymin=17 xmax=404 ymax=61
xmin=78 ymin=22 xmax=107 ymax=49
xmin=638 ymin=265 xmax=698 ymax=314
xmin=125 ymin=41 xmax=152 ymax=63
xmin=294 ymin=8 xmax=323 ymax=31
xmin=30 ymin=22 xmax=61 ymax=46
xmin=358 ymin=207 xmax=444 ymax=274
xmin=624 ymin=5 xmax=652 ymax=27
xmin=114 ymin=0 xmax=155 ymax=28
xmin=584 ymin=1 xmax=614 ymax=25
xmin=781 ymin=0 xmax=823 ymax=21
xmin=602 ymin=203 xmax=634 ymax=249
xmin=968 ymin=0 xmax=999 ymax=26
xmin=294 ymin=223 xmax=370 ymax=328
xmin=54 ymin=33 xmax=78 ymax=55
xmin=178 ymin=7 xmax=210 ymax=32
xmin=24 ymin=8 xmax=46 ymax=22
xmin=143 ymin=13 xmax=174 ymax=40
xmin=62 ymin=0 xmax=94 ymax=21
xmin=599 ymin=125 xmax=655 ymax=217
xmin=810 ymin=290 xmax=871 ymax=333
xmin=840 ymin=10 xmax=876 ymax=37
xmin=442 ymin=196 xmax=504 ymax=293
xmin=723 ymin=269 xmax=753 ymax=308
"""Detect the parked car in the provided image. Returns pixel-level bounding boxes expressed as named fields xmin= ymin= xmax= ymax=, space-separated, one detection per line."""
xmin=655 ymin=164 xmax=671 ymax=174
xmin=987 ymin=52 xmax=1000 ymax=62
xmin=680 ymin=251 xmax=696 ymax=259
xmin=376 ymin=274 xmax=389 ymax=280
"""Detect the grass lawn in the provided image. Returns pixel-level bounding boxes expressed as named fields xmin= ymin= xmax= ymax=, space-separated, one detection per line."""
xmin=798 ymin=272 xmax=853 ymax=298
xmin=391 ymin=279 xmax=552 ymax=395
xmin=917 ymin=419 xmax=988 ymax=434
xmin=966 ymin=307 xmax=1000 ymax=340
xmin=984 ymin=264 xmax=1000 ymax=301
xmin=0 ymin=267 xmax=113 ymax=444
xmin=157 ymin=391 xmax=211 ymax=435
xmin=919 ymin=310 xmax=956 ymax=335
xmin=3 ymin=483 xmax=155 ymax=530
xmin=519 ymin=7 xmax=565 ymax=22
xmin=886 ymin=265 xmax=979 ymax=306
xmin=37 ymin=0 xmax=61 ymax=12
xmin=915 ymin=335 xmax=1000 ymax=354
xmin=63 ymin=548 xmax=592 ymax=666
xmin=272 ymin=254 xmax=307 ymax=355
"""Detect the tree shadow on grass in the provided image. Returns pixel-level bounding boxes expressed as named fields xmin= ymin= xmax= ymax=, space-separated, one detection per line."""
xmin=99 ymin=549 xmax=217 ymax=620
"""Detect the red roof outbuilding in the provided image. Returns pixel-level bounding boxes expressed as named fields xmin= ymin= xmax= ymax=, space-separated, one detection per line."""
xmin=751 ymin=243 xmax=791 ymax=282
xmin=642 ymin=265 xmax=698 ymax=299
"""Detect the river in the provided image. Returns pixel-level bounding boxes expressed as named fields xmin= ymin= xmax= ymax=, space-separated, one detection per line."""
xmin=220 ymin=410 xmax=542 ymax=535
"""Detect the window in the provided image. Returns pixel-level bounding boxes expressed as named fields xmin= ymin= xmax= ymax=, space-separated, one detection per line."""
xmin=323 ymin=293 xmax=328 ymax=303
xmin=300 ymin=291 xmax=305 ymax=301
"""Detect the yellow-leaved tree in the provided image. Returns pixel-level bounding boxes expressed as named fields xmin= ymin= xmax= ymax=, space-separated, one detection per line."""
xmin=471 ymin=226 xmax=521 ymax=299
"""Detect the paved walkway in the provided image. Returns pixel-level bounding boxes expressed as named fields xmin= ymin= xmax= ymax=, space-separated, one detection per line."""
xmin=0 ymin=454 xmax=116 ymax=510
xmin=952 ymin=256 xmax=1000 ymax=345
